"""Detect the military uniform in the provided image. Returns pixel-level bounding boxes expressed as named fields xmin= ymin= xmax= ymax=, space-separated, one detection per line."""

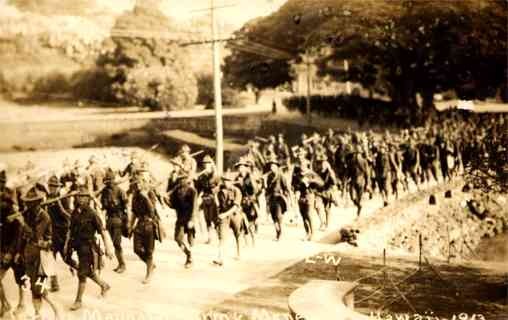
xmin=69 ymin=186 xmax=110 ymax=311
xmin=0 ymin=182 xmax=25 ymax=316
xmin=346 ymin=146 xmax=370 ymax=217
xmin=275 ymin=136 xmax=291 ymax=168
xmin=419 ymin=141 xmax=440 ymax=184
xmin=265 ymin=158 xmax=289 ymax=240
xmin=314 ymin=153 xmax=338 ymax=229
xmin=246 ymin=141 xmax=265 ymax=171
xmin=46 ymin=175 xmax=75 ymax=292
xmin=100 ymin=171 xmax=128 ymax=273
xmin=235 ymin=158 xmax=260 ymax=243
xmin=291 ymin=161 xmax=324 ymax=240
xmin=402 ymin=142 xmax=421 ymax=188
xmin=131 ymin=188 xmax=159 ymax=270
xmin=214 ymin=174 xmax=244 ymax=265
xmin=169 ymin=174 xmax=197 ymax=268
xmin=195 ymin=156 xmax=220 ymax=240
xmin=374 ymin=144 xmax=392 ymax=205
xmin=70 ymin=200 xmax=105 ymax=282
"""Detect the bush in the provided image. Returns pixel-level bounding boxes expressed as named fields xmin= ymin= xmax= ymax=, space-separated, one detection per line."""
xmin=108 ymin=66 xmax=197 ymax=111
xmin=282 ymin=95 xmax=403 ymax=126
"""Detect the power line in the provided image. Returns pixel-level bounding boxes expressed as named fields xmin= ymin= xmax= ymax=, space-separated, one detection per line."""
xmin=188 ymin=3 xmax=238 ymax=13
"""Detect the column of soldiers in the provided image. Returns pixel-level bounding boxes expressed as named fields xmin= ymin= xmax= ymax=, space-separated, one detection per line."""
xmin=0 ymin=111 xmax=504 ymax=318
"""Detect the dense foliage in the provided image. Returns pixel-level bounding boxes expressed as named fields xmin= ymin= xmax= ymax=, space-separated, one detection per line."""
xmin=224 ymin=0 xmax=507 ymax=112
xmin=97 ymin=5 xmax=197 ymax=111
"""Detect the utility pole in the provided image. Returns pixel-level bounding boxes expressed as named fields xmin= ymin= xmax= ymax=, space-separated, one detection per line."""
xmin=306 ymin=59 xmax=312 ymax=124
xmin=211 ymin=0 xmax=224 ymax=175
xmin=344 ymin=59 xmax=351 ymax=95
xmin=302 ymin=51 xmax=315 ymax=125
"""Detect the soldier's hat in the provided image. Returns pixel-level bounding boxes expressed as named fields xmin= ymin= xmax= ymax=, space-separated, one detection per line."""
xmin=178 ymin=144 xmax=191 ymax=155
xmin=201 ymin=155 xmax=214 ymax=164
xmin=0 ymin=170 xmax=6 ymax=183
xmin=444 ymin=190 xmax=452 ymax=198
xmin=48 ymin=175 xmax=62 ymax=187
xmin=88 ymin=155 xmax=97 ymax=164
xmin=234 ymin=157 xmax=251 ymax=168
xmin=222 ymin=171 xmax=237 ymax=181
xmin=429 ymin=194 xmax=437 ymax=205
xmin=21 ymin=187 xmax=46 ymax=202
xmin=103 ymin=169 xmax=116 ymax=183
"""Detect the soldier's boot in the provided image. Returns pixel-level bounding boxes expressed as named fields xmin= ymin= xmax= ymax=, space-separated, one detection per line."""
xmin=90 ymin=274 xmax=110 ymax=298
xmin=70 ymin=282 xmax=86 ymax=311
xmin=184 ymin=251 xmax=193 ymax=269
xmin=143 ymin=259 xmax=156 ymax=284
xmin=114 ymin=250 xmax=126 ymax=274
xmin=50 ymin=275 xmax=60 ymax=292
xmin=32 ymin=298 xmax=42 ymax=320
xmin=13 ymin=286 xmax=26 ymax=316
xmin=205 ymin=227 xmax=213 ymax=244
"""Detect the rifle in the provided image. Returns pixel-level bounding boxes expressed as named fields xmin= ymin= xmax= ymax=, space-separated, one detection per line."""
xmin=7 ymin=187 xmax=103 ymax=223
xmin=255 ymin=136 xmax=269 ymax=143
xmin=303 ymin=136 xmax=320 ymax=144
xmin=190 ymin=150 xmax=204 ymax=157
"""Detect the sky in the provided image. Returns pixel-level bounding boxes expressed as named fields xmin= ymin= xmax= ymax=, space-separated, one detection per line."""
xmin=0 ymin=0 xmax=287 ymax=29
xmin=161 ymin=0 xmax=286 ymax=28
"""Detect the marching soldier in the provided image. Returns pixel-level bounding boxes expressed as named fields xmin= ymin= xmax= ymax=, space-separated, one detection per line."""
xmin=68 ymin=185 xmax=112 ymax=311
xmin=436 ymin=134 xmax=454 ymax=181
xmin=388 ymin=142 xmax=404 ymax=199
xmin=419 ymin=136 xmax=441 ymax=185
xmin=0 ymin=170 xmax=26 ymax=317
xmin=234 ymin=157 xmax=260 ymax=246
xmin=168 ymin=170 xmax=197 ymax=268
xmin=214 ymin=171 xmax=244 ymax=266
xmin=402 ymin=140 xmax=421 ymax=190
xmin=16 ymin=187 xmax=54 ymax=319
xmin=291 ymin=158 xmax=324 ymax=241
xmin=300 ymin=133 xmax=314 ymax=161
xmin=265 ymin=156 xmax=290 ymax=241
xmin=176 ymin=145 xmax=197 ymax=175
xmin=275 ymin=134 xmax=291 ymax=169
xmin=195 ymin=155 xmax=220 ymax=244
xmin=314 ymin=152 xmax=338 ymax=230
xmin=374 ymin=143 xmax=393 ymax=206
xmin=333 ymin=137 xmax=350 ymax=198
xmin=130 ymin=177 xmax=161 ymax=283
xmin=46 ymin=175 xmax=76 ymax=292
xmin=100 ymin=169 xmax=128 ymax=273
xmin=87 ymin=155 xmax=105 ymax=193
xmin=246 ymin=140 xmax=265 ymax=171
xmin=346 ymin=144 xmax=370 ymax=218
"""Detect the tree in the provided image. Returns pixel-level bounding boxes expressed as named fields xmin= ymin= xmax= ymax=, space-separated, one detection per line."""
xmin=97 ymin=3 xmax=197 ymax=110
xmin=465 ymin=118 xmax=508 ymax=193
xmin=224 ymin=0 xmax=507 ymax=118
xmin=223 ymin=21 xmax=294 ymax=100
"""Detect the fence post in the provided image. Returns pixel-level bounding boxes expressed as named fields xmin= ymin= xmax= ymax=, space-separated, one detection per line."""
xmin=418 ymin=233 xmax=422 ymax=270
